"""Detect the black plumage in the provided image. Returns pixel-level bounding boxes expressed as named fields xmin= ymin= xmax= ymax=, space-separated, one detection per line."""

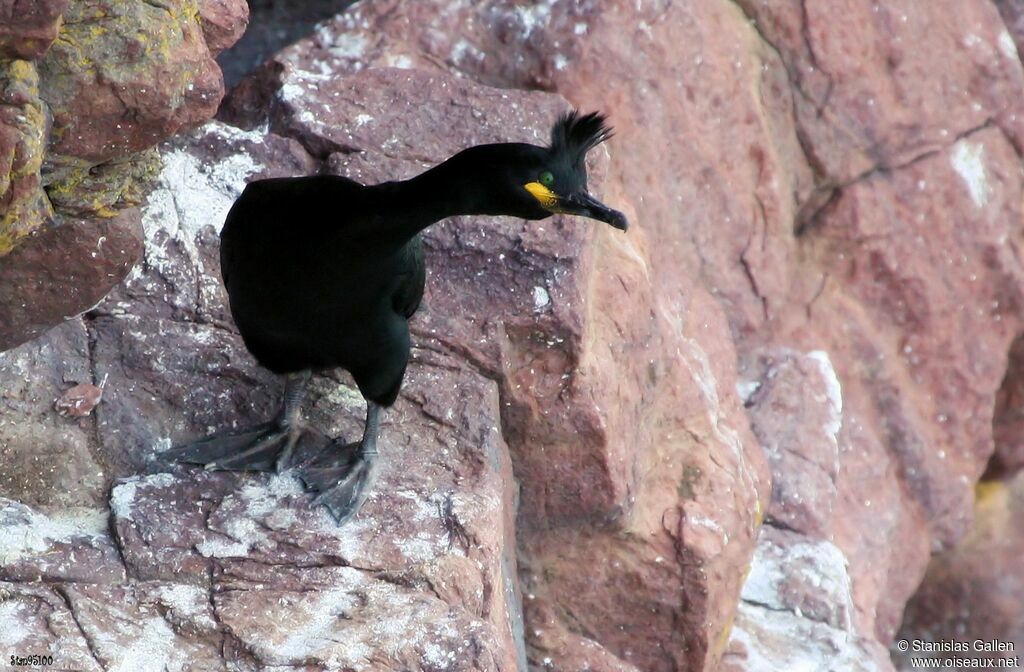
xmin=167 ymin=110 xmax=627 ymax=523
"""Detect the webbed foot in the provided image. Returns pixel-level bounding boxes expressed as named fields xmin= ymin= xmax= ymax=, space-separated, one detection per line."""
xmin=296 ymin=440 xmax=378 ymax=524
xmin=163 ymin=370 xmax=318 ymax=473
xmin=164 ymin=421 xmax=316 ymax=473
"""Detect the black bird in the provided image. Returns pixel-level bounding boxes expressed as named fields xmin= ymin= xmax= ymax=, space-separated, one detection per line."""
xmin=167 ymin=110 xmax=628 ymax=523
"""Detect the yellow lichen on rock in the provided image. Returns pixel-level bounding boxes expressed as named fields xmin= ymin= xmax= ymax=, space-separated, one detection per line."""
xmin=44 ymin=148 xmax=162 ymax=218
xmin=39 ymin=0 xmax=221 ymax=163
xmin=16 ymin=0 xmax=223 ymax=229
xmin=0 ymin=58 xmax=54 ymax=255
xmin=1 ymin=0 xmax=245 ymax=349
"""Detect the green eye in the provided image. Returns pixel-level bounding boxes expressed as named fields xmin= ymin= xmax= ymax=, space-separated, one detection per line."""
xmin=539 ymin=171 xmax=555 ymax=186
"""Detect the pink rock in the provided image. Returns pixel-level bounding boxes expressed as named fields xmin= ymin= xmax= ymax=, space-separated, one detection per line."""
xmin=38 ymin=0 xmax=226 ymax=164
xmin=1 ymin=0 xmax=249 ymax=352
xmin=0 ymin=584 xmax=106 ymax=672
xmin=0 ymin=211 xmax=142 ymax=352
xmin=734 ymin=0 xmax=1024 ymax=187
xmin=0 ymin=499 xmax=124 ymax=584
xmin=61 ymin=583 xmax=224 ymax=671
xmin=721 ymin=526 xmax=895 ymax=672
xmin=808 ymin=126 xmax=1024 ymax=548
xmin=198 ymin=0 xmax=249 ymax=56
xmin=0 ymin=0 xmax=68 ymax=60
xmin=744 ymin=350 xmax=842 ymax=538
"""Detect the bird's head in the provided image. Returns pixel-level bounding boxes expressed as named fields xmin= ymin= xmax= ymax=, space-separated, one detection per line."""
xmin=520 ymin=110 xmax=628 ymax=231
xmin=458 ymin=111 xmax=628 ymax=231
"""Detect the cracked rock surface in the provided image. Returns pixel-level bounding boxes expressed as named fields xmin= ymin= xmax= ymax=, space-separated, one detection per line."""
xmin=3 ymin=0 xmax=1024 ymax=670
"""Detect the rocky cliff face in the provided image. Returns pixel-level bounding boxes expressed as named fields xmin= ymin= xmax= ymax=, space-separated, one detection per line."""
xmin=1 ymin=1 xmax=1023 ymax=671
xmin=0 ymin=0 xmax=248 ymax=350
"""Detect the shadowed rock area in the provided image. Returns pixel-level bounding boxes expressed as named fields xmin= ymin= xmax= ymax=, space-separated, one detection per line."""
xmin=215 ymin=0 xmax=356 ymax=86
xmin=2 ymin=0 xmax=1024 ymax=670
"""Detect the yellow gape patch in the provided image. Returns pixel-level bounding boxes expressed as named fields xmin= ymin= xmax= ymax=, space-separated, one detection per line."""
xmin=524 ymin=181 xmax=559 ymax=209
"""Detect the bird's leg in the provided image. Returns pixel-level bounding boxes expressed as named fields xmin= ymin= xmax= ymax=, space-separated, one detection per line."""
xmin=297 ymin=401 xmax=382 ymax=524
xmin=358 ymin=400 xmax=381 ymax=458
xmin=163 ymin=370 xmax=317 ymax=473
xmin=274 ymin=370 xmax=312 ymax=472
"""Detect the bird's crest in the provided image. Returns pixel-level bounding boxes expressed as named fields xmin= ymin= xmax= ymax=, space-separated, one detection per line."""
xmin=549 ymin=110 xmax=614 ymax=167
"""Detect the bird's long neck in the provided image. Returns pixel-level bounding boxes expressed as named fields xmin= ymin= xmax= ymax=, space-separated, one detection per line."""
xmin=367 ymin=150 xmax=500 ymax=245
